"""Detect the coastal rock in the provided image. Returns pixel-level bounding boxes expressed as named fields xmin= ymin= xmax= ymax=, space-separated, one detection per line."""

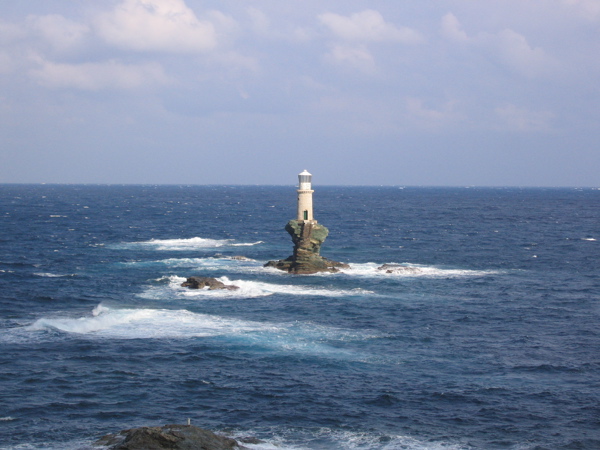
xmin=95 ymin=424 xmax=245 ymax=450
xmin=181 ymin=277 xmax=239 ymax=290
xmin=265 ymin=220 xmax=349 ymax=274
xmin=377 ymin=264 xmax=421 ymax=274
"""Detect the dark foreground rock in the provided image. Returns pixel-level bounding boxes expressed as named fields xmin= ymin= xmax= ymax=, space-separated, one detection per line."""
xmin=181 ymin=277 xmax=239 ymax=290
xmin=95 ymin=424 xmax=245 ymax=450
xmin=265 ymin=220 xmax=349 ymax=274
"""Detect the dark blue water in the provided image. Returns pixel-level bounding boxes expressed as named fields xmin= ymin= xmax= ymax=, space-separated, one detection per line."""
xmin=0 ymin=185 xmax=599 ymax=449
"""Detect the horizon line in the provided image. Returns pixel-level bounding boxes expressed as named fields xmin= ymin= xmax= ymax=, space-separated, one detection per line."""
xmin=1 ymin=182 xmax=598 ymax=189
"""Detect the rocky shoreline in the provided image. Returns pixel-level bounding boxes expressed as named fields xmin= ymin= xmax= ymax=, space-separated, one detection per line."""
xmin=94 ymin=424 xmax=257 ymax=450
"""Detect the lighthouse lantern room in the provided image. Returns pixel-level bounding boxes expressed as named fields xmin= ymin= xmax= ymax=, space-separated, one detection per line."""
xmin=297 ymin=170 xmax=315 ymax=222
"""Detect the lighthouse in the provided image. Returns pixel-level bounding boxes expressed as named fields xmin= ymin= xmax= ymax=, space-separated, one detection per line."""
xmin=297 ymin=170 xmax=315 ymax=222
xmin=264 ymin=169 xmax=349 ymax=273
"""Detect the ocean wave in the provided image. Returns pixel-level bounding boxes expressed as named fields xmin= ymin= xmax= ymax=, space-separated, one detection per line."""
xmin=338 ymin=262 xmax=496 ymax=278
xmin=33 ymin=273 xmax=76 ymax=278
xmin=23 ymin=305 xmax=382 ymax=360
xmin=112 ymin=237 xmax=263 ymax=251
xmin=121 ymin=257 xmax=259 ymax=272
xmin=140 ymin=275 xmax=374 ymax=300
xmin=26 ymin=304 xmax=266 ymax=338
xmin=231 ymin=241 xmax=264 ymax=247
xmin=231 ymin=426 xmax=469 ymax=450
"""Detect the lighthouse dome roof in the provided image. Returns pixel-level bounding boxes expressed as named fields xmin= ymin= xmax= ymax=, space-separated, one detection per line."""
xmin=299 ymin=170 xmax=312 ymax=176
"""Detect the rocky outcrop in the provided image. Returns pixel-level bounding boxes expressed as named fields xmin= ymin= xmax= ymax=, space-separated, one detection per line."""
xmin=265 ymin=220 xmax=349 ymax=274
xmin=181 ymin=277 xmax=239 ymax=290
xmin=95 ymin=424 xmax=245 ymax=450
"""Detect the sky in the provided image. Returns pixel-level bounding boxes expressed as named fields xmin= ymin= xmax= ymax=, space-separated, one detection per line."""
xmin=0 ymin=0 xmax=599 ymax=186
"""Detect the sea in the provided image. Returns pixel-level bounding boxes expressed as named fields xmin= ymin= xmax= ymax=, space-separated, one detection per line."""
xmin=0 ymin=185 xmax=598 ymax=450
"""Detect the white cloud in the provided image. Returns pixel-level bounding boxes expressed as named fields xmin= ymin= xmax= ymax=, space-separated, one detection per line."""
xmin=95 ymin=0 xmax=219 ymax=53
xmin=27 ymin=14 xmax=89 ymax=53
xmin=493 ymin=29 xmax=555 ymax=78
xmin=406 ymin=98 xmax=463 ymax=128
xmin=246 ymin=7 xmax=270 ymax=36
xmin=441 ymin=13 xmax=555 ymax=78
xmin=29 ymin=58 xmax=169 ymax=90
xmin=440 ymin=13 xmax=468 ymax=42
xmin=318 ymin=10 xmax=422 ymax=43
xmin=562 ymin=0 xmax=600 ymax=20
xmin=495 ymin=104 xmax=555 ymax=131
xmin=324 ymin=43 xmax=375 ymax=73
xmin=318 ymin=10 xmax=421 ymax=73
xmin=0 ymin=19 xmax=26 ymax=43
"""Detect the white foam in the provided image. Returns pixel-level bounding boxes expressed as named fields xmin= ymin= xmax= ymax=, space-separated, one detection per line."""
xmin=26 ymin=304 xmax=267 ymax=338
xmin=113 ymin=237 xmax=263 ymax=251
xmin=338 ymin=262 xmax=495 ymax=278
xmin=582 ymin=238 xmax=596 ymax=241
xmin=233 ymin=427 xmax=469 ymax=450
xmin=33 ymin=273 xmax=74 ymax=278
xmin=23 ymin=305 xmax=382 ymax=360
xmin=123 ymin=257 xmax=259 ymax=272
xmin=231 ymin=241 xmax=264 ymax=246
xmin=0 ymin=416 xmax=15 ymax=421
xmin=140 ymin=275 xmax=373 ymax=301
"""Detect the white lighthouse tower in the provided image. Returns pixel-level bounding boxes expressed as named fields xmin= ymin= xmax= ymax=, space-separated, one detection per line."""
xmin=297 ymin=170 xmax=315 ymax=222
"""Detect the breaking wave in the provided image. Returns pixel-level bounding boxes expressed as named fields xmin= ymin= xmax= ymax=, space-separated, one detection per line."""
xmin=24 ymin=305 xmax=383 ymax=360
xmin=338 ymin=262 xmax=497 ymax=278
xmin=229 ymin=426 xmax=470 ymax=450
xmin=112 ymin=237 xmax=263 ymax=251
xmin=121 ymin=257 xmax=260 ymax=273
xmin=33 ymin=272 xmax=76 ymax=278
xmin=140 ymin=275 xmax=374 ymax=300
xmin=27 ymin=304 xmax=266 ymax=338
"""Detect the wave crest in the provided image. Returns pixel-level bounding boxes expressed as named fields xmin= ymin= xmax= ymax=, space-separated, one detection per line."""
xmin=112 ymin=237 xmax=263 ymax=251
xmin=140 ymin=275 xmax=373 ymax=300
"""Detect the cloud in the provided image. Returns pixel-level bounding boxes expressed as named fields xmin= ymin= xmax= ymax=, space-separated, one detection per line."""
xmin=495 ymin=104 xmax=555 ymax=131
xmin=29 ymin=58 xmax=169 ymax=90
xmin=246 ymin=7 xmax=270 ymax=36
xmin=318 ymin=9 xmax=421 ymax=72
xmin=440 ymin=13 xmax=468 ymax=42
xmin=562 ymin=0 xmax=600 ymax=20
xmin=406 ymin=98 xmax=463 ymax=128
xmin=0 ymin=19 xmax=26 ymax=43
xmin=491 ymin=28 xmax=555 ymax=78
xmin=441 ymin=13 xmax=555 ymax=78
xmin=324 ymin=43 xmax=375 ymax=73
xmin=95 ymin=0 xmax=219 ymax=53
xmin=27 ymin=14 xmax=89 ymax=53
xmin=318 ymin=9 xmax=422 ymax=43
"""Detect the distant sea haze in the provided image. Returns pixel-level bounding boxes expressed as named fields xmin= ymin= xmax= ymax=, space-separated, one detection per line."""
xmin=0 ymin=185 xmax=598 ymax=449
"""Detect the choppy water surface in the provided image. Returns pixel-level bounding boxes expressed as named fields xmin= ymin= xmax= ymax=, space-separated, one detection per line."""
xmin=0 ymin=185 xmax=599 ymax=449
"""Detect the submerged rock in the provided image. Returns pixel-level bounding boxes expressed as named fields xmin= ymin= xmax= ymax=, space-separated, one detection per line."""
xmin=95 ymin=424 xmax=245 ymax=450
xmin=181 ymin=277 xmax=239 ymax=290
xmin=265 ymin=220 xmax=349 ymax=274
